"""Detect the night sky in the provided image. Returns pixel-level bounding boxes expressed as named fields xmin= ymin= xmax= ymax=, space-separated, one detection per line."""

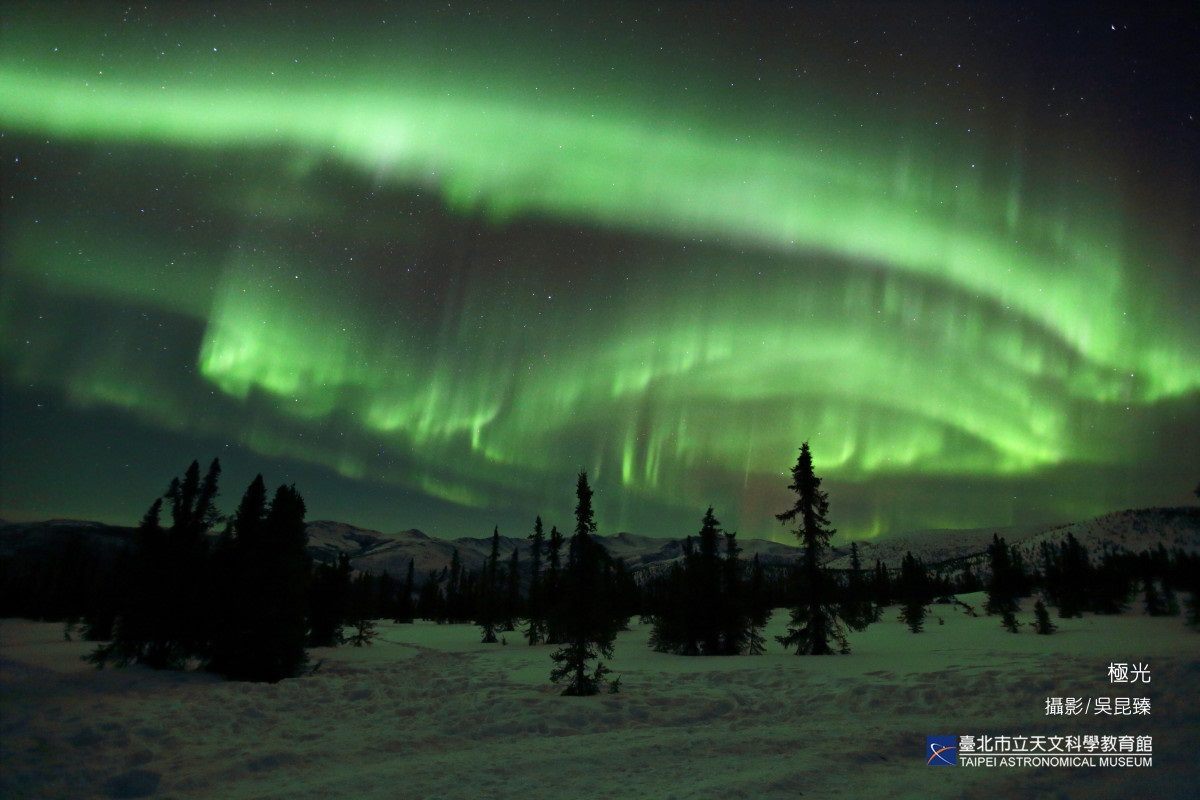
xmin=1 ymin=2 xmax=1197 ymax=540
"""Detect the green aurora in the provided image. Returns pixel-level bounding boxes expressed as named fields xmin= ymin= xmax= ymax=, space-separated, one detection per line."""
xmin=1 ymin=4 xmax=1197 ymax=538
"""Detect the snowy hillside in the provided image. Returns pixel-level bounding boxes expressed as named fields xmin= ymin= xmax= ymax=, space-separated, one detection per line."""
xmin=3 ymin=602 xmax=1197 ymax=798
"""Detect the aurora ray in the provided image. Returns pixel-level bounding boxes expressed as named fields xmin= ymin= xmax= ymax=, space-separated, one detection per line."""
xmin=1 ymin=3 xmax=1196 ymax=538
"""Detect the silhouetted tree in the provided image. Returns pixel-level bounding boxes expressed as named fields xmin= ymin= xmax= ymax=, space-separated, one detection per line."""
xmin=417 ymin=569 xmax=443 ymax=620
xmin=1045 ymin=533 xmax=1091 ymax=617
xmin=958 ymin=562 xmax=982 ymax=594
xmin=650 ymin=508 xmax=761 ymax=655
xmin=525 ymin=516 xmax=546 ymax=645
xmin=504 ymin=547 xmax=521 ymax=631
xmin=392 ymin=559 xmax=416 ymax=624
xmin=544 ymin=525 xmax=566 ymax=643
xmin=208 ymin=473 xmax=267 ymax=672
xmin=774 ymin=443 xmax=850 ymax=655
xmin=349 ymin=617 xmax=378 ymax=647
xmin=478 ymin=528 xmax=503 ymax=642
xmin=841 ymin=542 xmax=874 ymax=629
xmin=550 ymin=472 xmax=622 ymax=695
xmin=443 ymin=549 xmax=468 ymax=623
xmin=308 ymin=553 xmax=352 ymax=646
xmin=746 ymin=554 xmax=770 ymax=654
xmin=871 ymin=559 xmax=892 ymax=611
xmin=986 ymin=534 xmax=1021 ymax=627
xmin=897 ymin=551 xmax=930 ymax=633
xmin=210 ymin=482 xmax=311 ymax=682
xmin=89 ymin=498 xmax=175 ymax=668
xmin=1143 ymin=577 xmax=1170 ymax=616
xmin=1091 ymin=551 xmax=1133 ymax=614
xmin=1033 ymin=600 xmax=1056 ymax=634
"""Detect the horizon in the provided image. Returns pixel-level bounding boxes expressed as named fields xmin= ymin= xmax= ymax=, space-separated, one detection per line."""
xmin=11 ymin=500 xmax=1199 ymax=549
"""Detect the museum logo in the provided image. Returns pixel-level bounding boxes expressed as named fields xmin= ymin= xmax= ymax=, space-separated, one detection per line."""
xmin=926 ymin=736 xmax=958 ymax=766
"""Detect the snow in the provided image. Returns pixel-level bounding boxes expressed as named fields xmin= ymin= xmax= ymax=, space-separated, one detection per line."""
xmin=2 ymin=600 xmax=1197 ymax=798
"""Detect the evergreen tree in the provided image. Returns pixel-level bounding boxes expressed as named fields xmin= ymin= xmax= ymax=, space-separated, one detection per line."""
xmin=417 ymin=569 xmax=443 ymax=621
xmin=958 ymin=562 xmax=982 ymax=593
xmin=746 ymin=554 xmax=769 ymax=654
xmin=544 ymin=525 xmax=566 ymax=643
xmin=349 ymin=617 xmax=378 ymax=647
xmin=871 ymin=559 xmax=891 ymax=617
xmin=1033 ymin=600 xmax=1056 ymax=634
xmin=1143 ymin=577 xmax=1168 ymax=616
xmin=445 ymin=549 xmax=464 ymax=623
xmin=89 ymin=498 xmax=176 ymax=668
xmin=208 ymin=474 xmax=267 ymax=673
xmin=172 ymin=458 xmax=221 ymax=656
xmin=478 ymin=528 xmax=502 ymax=642
xmin=986 ymin=534 xmax=1021 ymax=627
xmin=348 ymin=572 xmax=380 ymax=637
xmin=1187 ymin=592 xmax=1200 ymax=631
xmin=649 ymin=508 xmax=761 ymax=655
xmin=376 ymin=571 xmax=396 ymax=620
xmin=841 ymin=542 xmax=873 ymax=630
xmin=719 ymin=530 xmax=761 ymax=654
xmin=504 ymin=547 xmax=521 ymax=631
xmin=550 ymin=472 xmax=622 ymax=695
xmin=392 ymin=559 xmax=416 ymax=624
xmin=1052 ymin=533 xmax=1091 ymax=617
xmin=210 ymin=483 xmax=311 ymax=682
xmin=1161 ymin=581 xmax=1180 ymax=617
xmin=308 ymin=553 xmax=352 ymax=646
xmin=89 ymin=459 xmax=222 ymax=670
xmin=525 ymin=516 xmax=546 ymax=645
xmin=897 ymin=551 xmax=929 ymax=633
xmin=1091 ymin=551 xmax=1133 ymax=614
xmin=774 ymin=443 xmax=849 ymax=655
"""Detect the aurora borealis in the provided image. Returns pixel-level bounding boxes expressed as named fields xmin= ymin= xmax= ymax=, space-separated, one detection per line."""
xmin=1 ymin=3 xmax=1197 ymax=539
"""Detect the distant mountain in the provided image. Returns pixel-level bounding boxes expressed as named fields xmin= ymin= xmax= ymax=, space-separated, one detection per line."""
xmin=828 ymin=508 xmax=1200 ymax=575
xmin=3 ymin=507 xmax=1197 ymax=583
xmin=0 ymin=519 xmax=135 ymax=561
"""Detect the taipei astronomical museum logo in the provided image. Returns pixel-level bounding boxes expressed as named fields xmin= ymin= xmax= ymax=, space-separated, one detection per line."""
xmin=926 ymin=736 xmax=958 ymax=766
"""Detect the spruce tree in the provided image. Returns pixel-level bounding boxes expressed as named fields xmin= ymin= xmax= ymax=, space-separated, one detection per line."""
xmin=417 ymin=569 xmax=443 ymax=621
xmin=544 ymin=526 xmax=566 ymax=643
xmin=1141 ymin=576 xmax=1163 ymax=615
xmin=211 ymin=482 xmax=311 ymax=682
xmin=208 ymin=474 xmax=267 ymax=673
xmin=746 ymin=554 xmax=770 ymax=654
xmin=1053 ymin=533 xmax=1091 ymax=617
xmin=841 ymin=542 xmax=873 ymax=630
xmin=504 ymin=548 xmax=521 ymax=631
xmin=550 ymin=472 xmax=621 ymax=695
xmin=89 ymin=498 xmax=174 ymax=668
xmin=349 ymin=617 xmax=378 ymax=647
xmin=650 ymin=508 xmax=761 ymax=656
xmin=719 ymin=530 xmax=761 ymax=654
xmin=872 ymin=559 xmax=892 ymax=610
xmin=445 ymin=549 xmax=464 ymax=623
xmin=897 ymin=551 xmax=929 ymax=633
xmin=308 ymin=553 xmax=352 ymax=646
xmin=986 ymin=534 xmax=1021 ymax=627
xmin=774 ymin=443 xmax=849 ymax=655
xmin=393 ymin=559 xmax=416 ymax=623
xmin=478 ymin=528 xmax=502 ymax=642
xmin=1033 ymin=600 xmax=1056 ymax=634
xmin=525 ymin=516 xmax=546 ymax=645
xmin=173 ymin=458 xmax=221 ymax=657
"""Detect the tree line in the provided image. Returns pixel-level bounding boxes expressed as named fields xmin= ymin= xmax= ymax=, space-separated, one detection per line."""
xmin=3 ymin=448 xmax=1199 ymax=691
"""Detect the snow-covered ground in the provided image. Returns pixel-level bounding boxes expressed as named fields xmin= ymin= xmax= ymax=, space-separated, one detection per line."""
xmin=2 ymin=597 xmax=1197 ymax=798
